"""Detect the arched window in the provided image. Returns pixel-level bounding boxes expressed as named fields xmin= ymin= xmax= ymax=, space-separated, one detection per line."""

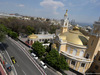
xmin=79 ymin=50 xmax=84 ymax=57
xmin=72 ymin=49 xmax=77 ymax=56
xmin=67 ymin=47 xmax=70 ymax=53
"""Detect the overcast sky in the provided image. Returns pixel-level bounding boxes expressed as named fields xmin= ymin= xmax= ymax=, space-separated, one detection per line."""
xmin=0 ymin=0 xmax=100 ymax=24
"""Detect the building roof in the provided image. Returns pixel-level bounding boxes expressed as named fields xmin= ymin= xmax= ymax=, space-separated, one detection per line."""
xmin=28 ymin=33 xmax=54 ymax=39
xmin=59 ymin=30 xmax=89 ymax=46
xmin=36 ymin=34 xmax=54 ymax=39
xmin=28 ymin=33 xmax=38 ymax=39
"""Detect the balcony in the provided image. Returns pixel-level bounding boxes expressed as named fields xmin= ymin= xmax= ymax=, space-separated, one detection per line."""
xmin=60 ymin=51 xmax=91 ymax=62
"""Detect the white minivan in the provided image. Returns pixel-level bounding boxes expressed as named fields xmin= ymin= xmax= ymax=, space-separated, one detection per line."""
xmin=40 ymin=61 xmax=47 ymax=69
xmin=31 ymin=53 xmax=38 ymax=59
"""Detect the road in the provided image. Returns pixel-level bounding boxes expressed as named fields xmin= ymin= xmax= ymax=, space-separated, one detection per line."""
xmin=1 ymin=38 xmax=43 ymax=75
xmin=17 ymin=39 xmax=58 ymax=75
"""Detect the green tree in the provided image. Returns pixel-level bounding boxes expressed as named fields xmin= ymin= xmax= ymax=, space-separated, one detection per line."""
xmin=45 ymin=49 xmax=69 ymax=70
xmin=26 ymin=25 xmax=34 ymax=35
xmin=7 ymin=30 xmax=18 ymax=39
xmin=0 ymin=32 xmax=5 ymax=42
xmin=32 ymin=41 xmax=45 ymax=57
xmin=11 ymin=32 xmax=18 ymax=39
xmin=0 ymin=24 xmax=6 ymax=42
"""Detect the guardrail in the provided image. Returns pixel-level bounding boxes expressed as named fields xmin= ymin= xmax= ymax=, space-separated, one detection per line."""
xmin=0 ymin=58 xmax=9 ymax=75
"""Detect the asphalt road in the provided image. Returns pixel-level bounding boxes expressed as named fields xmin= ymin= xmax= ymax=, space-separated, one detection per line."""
xmin=17 ymin=40 xmax=58 ymax=75
xmin=2 ymin=38 xmax=43 ymax=75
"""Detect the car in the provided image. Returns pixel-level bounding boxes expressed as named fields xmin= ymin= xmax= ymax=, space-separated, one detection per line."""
xmin=31 ymin=53 xmax=38 ymax=59
xmin=40 ymin=61 xmax=47 ymax=69
xmin=11 ymin=56 xmax=17 ymax=64
xmin=6 ymin=63 xmax=12 ymax=72
xmin=31 ymin=53 xmax=36 ymax=57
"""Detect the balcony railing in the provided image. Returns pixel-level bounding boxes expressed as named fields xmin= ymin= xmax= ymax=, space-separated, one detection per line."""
xmin=61 ymin=51 xmax=91 ymax=62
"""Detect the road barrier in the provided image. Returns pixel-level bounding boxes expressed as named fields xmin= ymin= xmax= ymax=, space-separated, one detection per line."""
xmin=0 ymin=57 xmax=9 ymax=75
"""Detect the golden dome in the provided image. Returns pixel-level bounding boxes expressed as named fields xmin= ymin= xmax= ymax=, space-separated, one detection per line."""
xmin=73 ymin=26 xmax=79 ymax=30
xmin=28 ymin=33 xmax=38 ymax=39
xmin=59 ymin=30 xmax=88 ymax=46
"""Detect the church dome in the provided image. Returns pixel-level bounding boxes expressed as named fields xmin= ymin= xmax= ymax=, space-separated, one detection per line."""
xmin=28 ymin=33 xmax=38 ymax=39
xmin=59 ymin=30 xmax=88 ymax=46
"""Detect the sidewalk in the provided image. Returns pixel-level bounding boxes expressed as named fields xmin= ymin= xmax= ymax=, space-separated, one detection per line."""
xmin=0 ymin=62 xmax=7 ymax=75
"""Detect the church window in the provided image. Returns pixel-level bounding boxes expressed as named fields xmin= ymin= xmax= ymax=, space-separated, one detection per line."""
xmin=79 ymin=50 xmax=84 ymax=57
xmin=42 ymin=39 xmax=44 ymax=41
xmin=81 ymin=63 xmax=85 ymax=67
xmin=91 ymin=40 xmax=94 ymax=46
xmin=98 ymin=56 xmax=100 ymax=61
xmin=71 ymin=60 xmax=75 ymax=65
xmin=72 ymin=49 xmax=77 ymax=56
xmin=85 ymin=53 xmax=89 ymax=59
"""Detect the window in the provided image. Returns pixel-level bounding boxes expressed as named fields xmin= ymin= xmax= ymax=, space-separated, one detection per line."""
xmin=98 ymin=56 xmax=100 ymax=61
xmin=95 ymin=65 xmax=99 ymax=70
xmin=85 ymin=54 xmax=89 ymax=59
xmin=81 ymin=63 xmax=85 ymax=67
xmin=72 ymin=49 xmax=77 ymax=56
xmin=67 ymin=47 xmax=70 ymax=53
xmin=71 ymin=60 xmax=75 ymax=65
xmin=79 ymin=50 xmax=84 ymax=57
xmin=91 ymin=40 xmax=94 ymax=46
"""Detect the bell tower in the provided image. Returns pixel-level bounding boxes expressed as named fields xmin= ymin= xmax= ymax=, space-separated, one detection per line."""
xmin=84 ymin=18 xmax=100 ymax=61
xmin=61 ymin=10 xmax=69 ymax=33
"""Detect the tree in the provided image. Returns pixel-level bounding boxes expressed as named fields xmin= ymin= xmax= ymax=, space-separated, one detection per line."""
xmin=32 ymin=41 xmax=45 ymax=57
xmin=11 ymin=32 xmax=18 ymax=39
xmin=0 ymin=32 xmax=5 ymax=42
xmin=45 ymin=49 xmax=69 ymax=70
xmin=26 ymin=25 xmax=35 ymax=35
xmin=0 ymin=24 xmax=6 ymax=42
xmin=7 ymin=30 xmax=18 ymax=39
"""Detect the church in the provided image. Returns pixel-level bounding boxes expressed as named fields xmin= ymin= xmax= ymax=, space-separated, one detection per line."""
xmin=52 ymin=10 xmax=100 ymax=74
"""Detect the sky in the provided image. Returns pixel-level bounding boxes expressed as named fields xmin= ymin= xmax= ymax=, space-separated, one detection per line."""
xmin=0 ymin=0 xmax=100 ymax=24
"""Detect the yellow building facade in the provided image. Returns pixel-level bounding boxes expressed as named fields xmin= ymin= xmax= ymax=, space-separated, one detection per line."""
xmin=53 ymin=10 xmax=100 ymax=74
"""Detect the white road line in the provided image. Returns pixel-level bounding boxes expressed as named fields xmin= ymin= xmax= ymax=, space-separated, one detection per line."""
xmin=10 ymin=42 xmax=21 ymax=51
xmin=9 ymin=38 xmax=46 ymax=75
xmin=1 ymin=43 xmax=18 ymax=75
xmin=22 ymin=70 xmax=27 ymax=75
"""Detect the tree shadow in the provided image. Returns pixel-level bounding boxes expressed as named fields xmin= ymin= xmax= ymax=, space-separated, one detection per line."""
xmin=0 ymin=42 xmax=8 ymax=51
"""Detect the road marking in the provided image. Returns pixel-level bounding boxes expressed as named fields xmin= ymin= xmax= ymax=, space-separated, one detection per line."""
xmin=10 ymin=42 xmax=21 ymax=51
xmin=9 ymin=38 xmax=46 ymax=75
xmin=22 ymin=70 xmax=27 ymax=75
xmin=1 ymin=43 xmax=18 ymax=75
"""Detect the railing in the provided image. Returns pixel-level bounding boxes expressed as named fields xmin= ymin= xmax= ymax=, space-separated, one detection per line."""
xmin=0 ymin=57 xmax=9 ymax=75
xmin=61 ymin=51 xmax=91 ymax=62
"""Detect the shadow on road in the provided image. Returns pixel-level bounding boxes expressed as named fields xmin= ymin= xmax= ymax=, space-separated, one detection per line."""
xmin=0 ymin=43 xmax=8 ymax=51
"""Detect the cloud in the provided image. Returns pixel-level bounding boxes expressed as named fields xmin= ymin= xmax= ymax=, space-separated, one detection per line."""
xmin=40 ymin=0 xmax=64 ymax=15
xmin=18 ymin=4 xmax=24 ymax=7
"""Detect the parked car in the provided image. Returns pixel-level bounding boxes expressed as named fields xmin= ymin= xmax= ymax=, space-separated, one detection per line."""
xmin=6 ymin=63 xmax=12 ymax=72
xmin=31 ymin=53 xmax=38 ymax=59
xmin=40 ymin=61 xmax=47 ymax=69
xmin=11 ymin=56 xmax=17 ymax=64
